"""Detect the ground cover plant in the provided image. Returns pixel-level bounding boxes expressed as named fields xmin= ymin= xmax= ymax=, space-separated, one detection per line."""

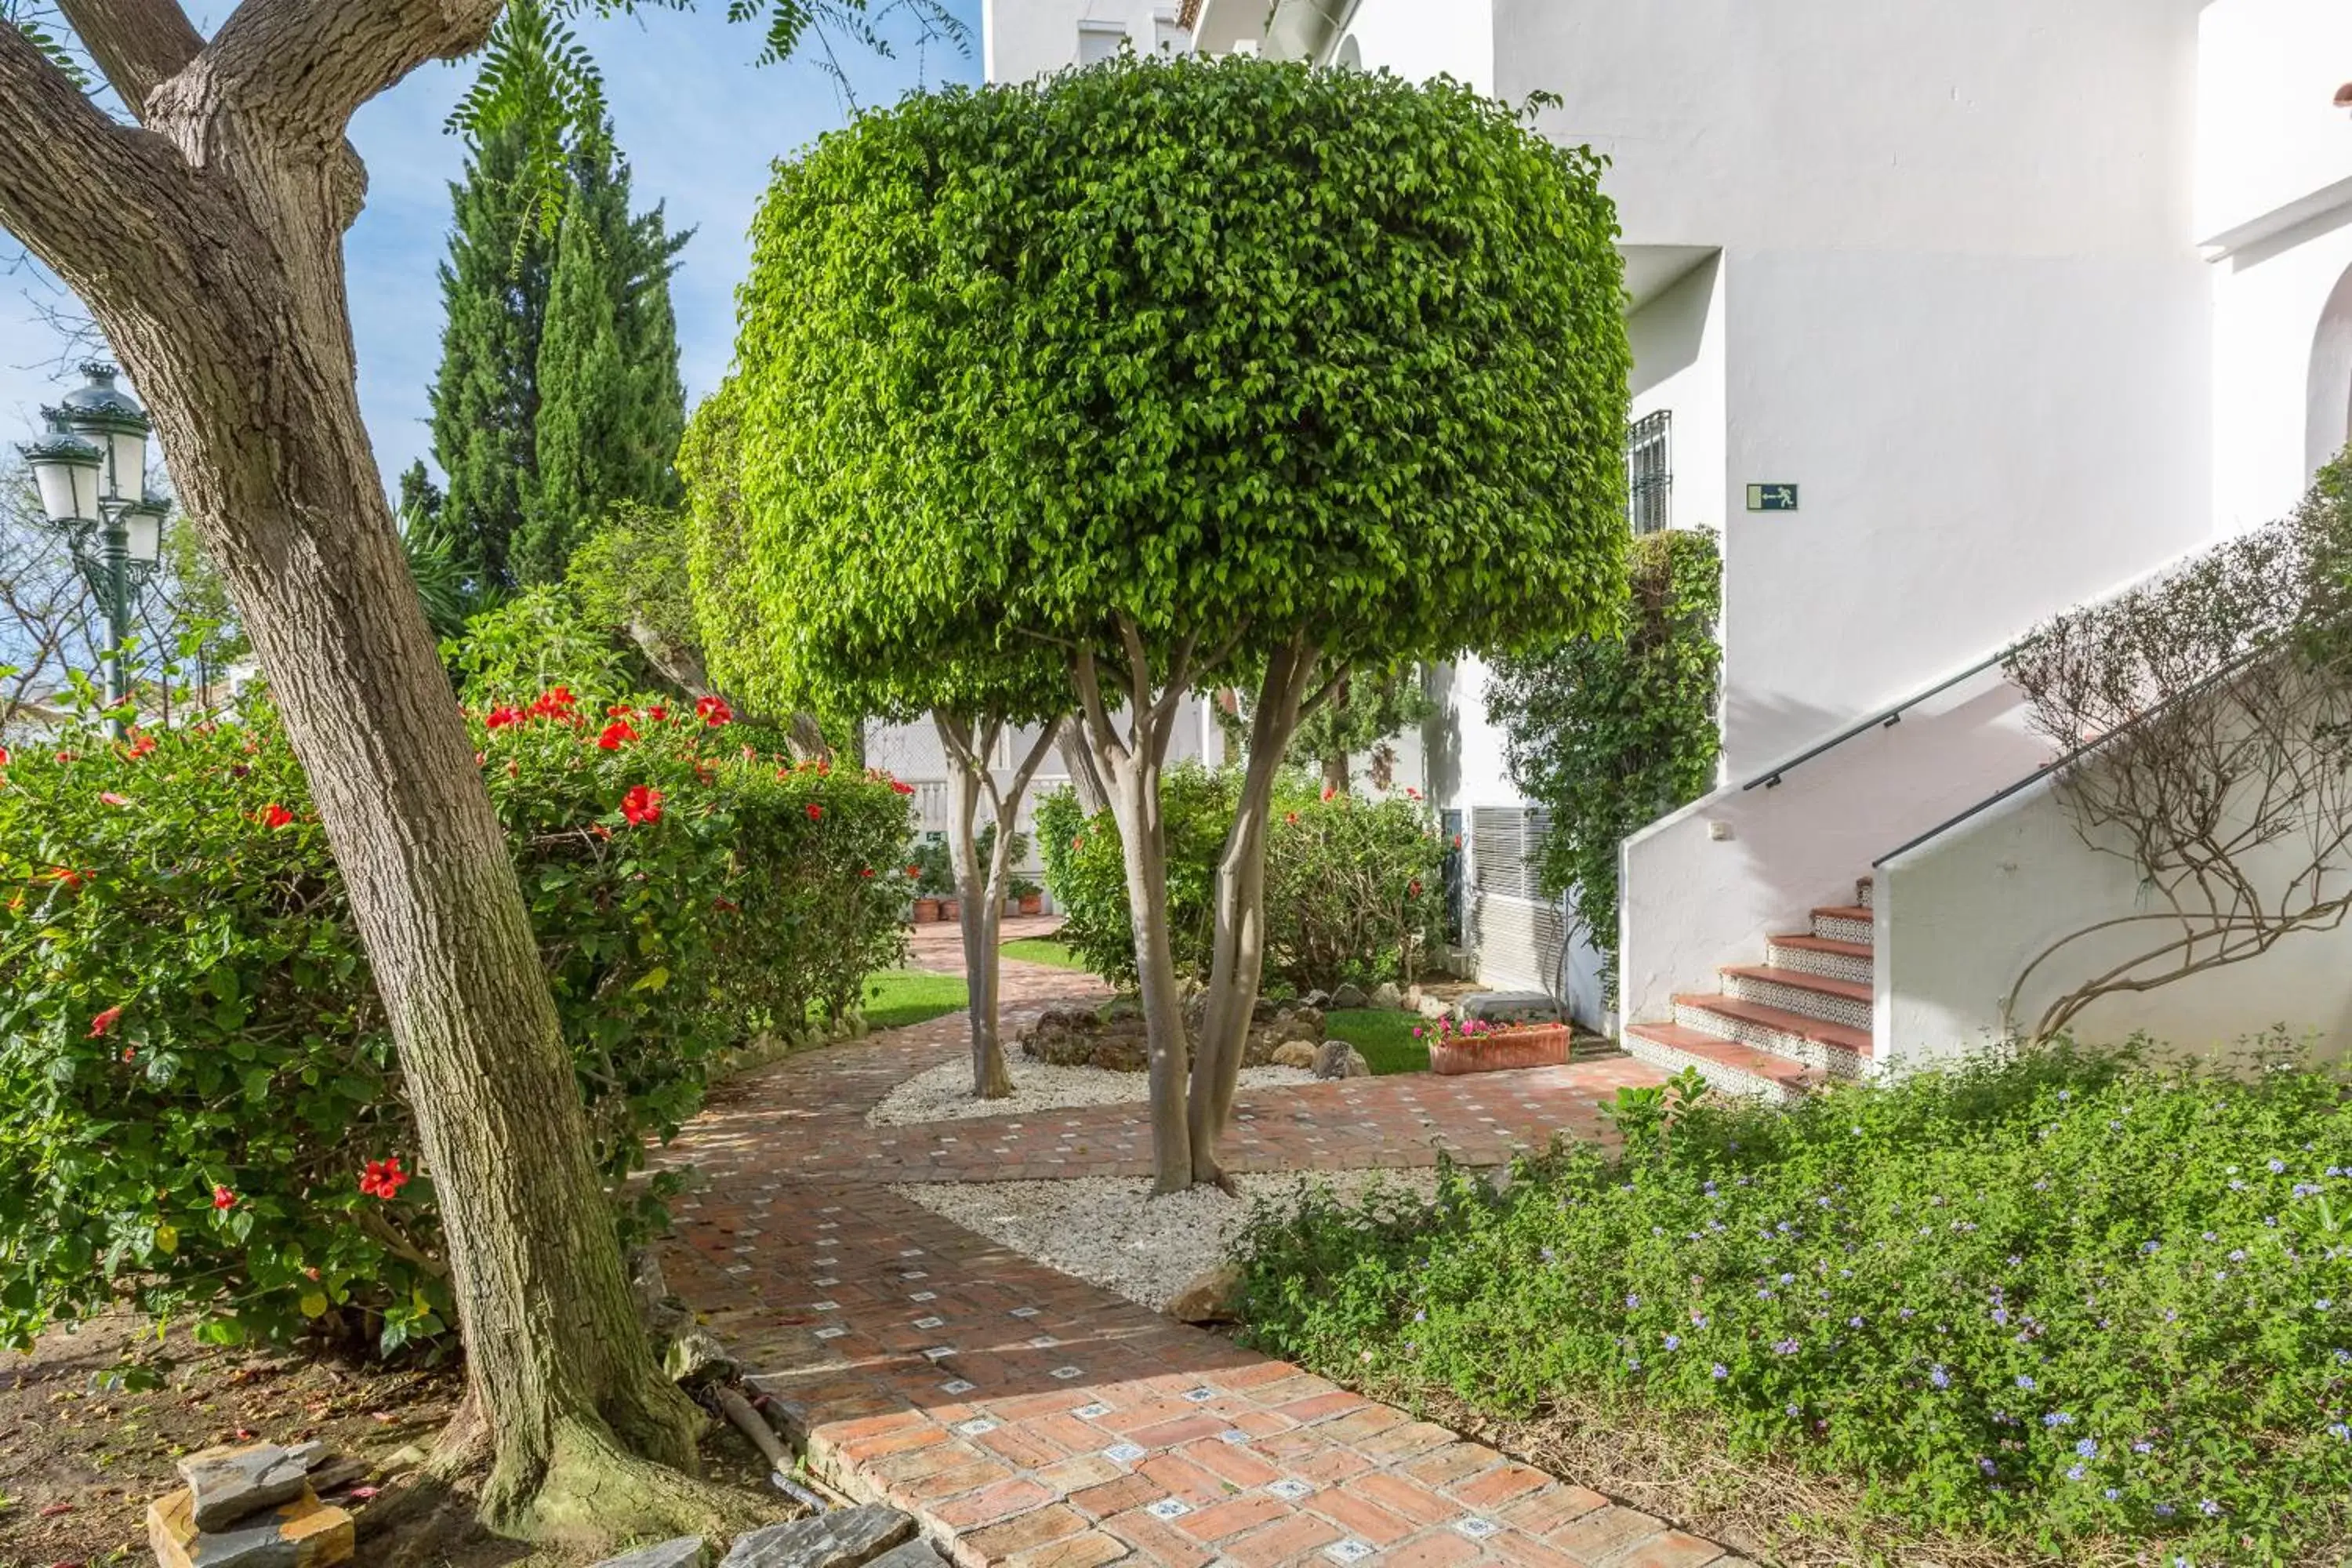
xmin=1000 ymin=937 xmax=1086 ymax=971
xmin=0 ymin=688 xmax=909 ymax=1361
xmin=1320 ymin=1009 xmax=1430 ymax=1076
xmin=1235 ymin=1044 xmax=2352 ymax=1565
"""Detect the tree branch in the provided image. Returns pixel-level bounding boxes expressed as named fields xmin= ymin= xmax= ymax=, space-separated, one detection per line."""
xmin=0 ymin=27 xmax=198 ymax=284
xmin=170 ymin=0 xmax=509 ymax=147
xmin=53 ymin=0 xmax=202 ymax=113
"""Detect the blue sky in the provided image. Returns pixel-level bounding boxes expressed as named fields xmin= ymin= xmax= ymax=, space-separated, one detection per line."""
xmin=2 ymin=0 xmax=983 ymax=491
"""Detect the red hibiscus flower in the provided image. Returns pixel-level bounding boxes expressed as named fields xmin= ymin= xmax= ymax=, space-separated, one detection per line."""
xmin=99 ymin=791 xmax=132 ymax=808
xmin=1408 ymin=880 xmax=1423 ymax=898
xmin=695 ymin=695 xmax=733 ymax=728
xmin=212 ymin=1185 xmax=238 ymax=1210
xmin=0 ymin=746 xmax=10 ymax=766
xmin=889 ymin=779 xmax=916 ymax=796
xmin=906 ymin=865 xmax=921 ymax=877
xmin=124 ymin=733 xmax=156 ymax=760
xmin=621 ymin=786 xmax=664 ymax=826
xmin=606 ymin=704 xmax=634 ymax=718
xmin=88 ymin=1006 xmax=123 ymax=1038
xmin=1284 ymin=811 xmax=1298 ymax=825
xmin=804 ymin=802 xmax=823 ymax=822
xmin=597 ymin=720 xmax=639 ymax=751
xmin=1319 ymin=785 xmax=1337 ymax=802
xmin=358 ymin=1156 xmax=411 ymax=1200
xmin=647 ymin=705 xmax=669 ymax=722
xmin=860 ymin=866 xmax=875 ymax=878
xmin=485 ymin=705 xmax=523 ymax=730
xmin=527 ymin=686 xmax=579 ymax=720
xmin=260 ymin=804 xmax=295 ymax=829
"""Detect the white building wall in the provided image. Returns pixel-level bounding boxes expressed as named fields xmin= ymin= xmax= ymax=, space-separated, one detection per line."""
xmin=1326 ymin=0 xmax=1490 ymax=91
xmin=1627 ymin=256 xmax=1726 ymax=547
xmin=984 ymin=0 xmax=1188 ymax=81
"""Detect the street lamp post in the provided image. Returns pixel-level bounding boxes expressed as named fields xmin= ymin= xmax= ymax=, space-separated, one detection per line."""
xmin=16 ymin=364 xmax=168 ymax=737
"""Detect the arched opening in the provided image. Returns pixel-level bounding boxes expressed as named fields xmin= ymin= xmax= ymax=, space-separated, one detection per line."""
xmin=2304 ymin=263 xmax=2352 ymax=476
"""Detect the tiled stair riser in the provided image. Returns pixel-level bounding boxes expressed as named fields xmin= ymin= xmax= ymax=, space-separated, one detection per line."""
xmin=1721 ymin=971 xmax=1872 ymax=1033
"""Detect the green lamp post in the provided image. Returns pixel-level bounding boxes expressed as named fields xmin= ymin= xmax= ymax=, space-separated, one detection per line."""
xmin=16 ymin=364 xmax=169 ymax=736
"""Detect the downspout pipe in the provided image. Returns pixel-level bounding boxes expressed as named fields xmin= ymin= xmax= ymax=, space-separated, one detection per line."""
xmin=1261 ymin=0 xmax=1352 ymax=63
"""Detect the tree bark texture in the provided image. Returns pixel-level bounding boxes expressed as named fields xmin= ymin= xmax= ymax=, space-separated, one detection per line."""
xmin=1073 ymin=630 xmax=1200 ymax=1192
xmin=937 ymin=713 xmax=1061 ymax=1100
xmin=1191 ymin=637 xmax=1327 ymax=1185
xmin=0 ymin=13 xmax=719 ymax=1543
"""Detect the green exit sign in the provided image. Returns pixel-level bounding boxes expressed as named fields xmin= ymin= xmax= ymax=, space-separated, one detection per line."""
xmin=1746 ymin=483 xmax=1798 ymax=512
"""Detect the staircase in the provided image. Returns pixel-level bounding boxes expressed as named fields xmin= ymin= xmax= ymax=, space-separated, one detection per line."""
xmin=1623 ymin=876 xmax=1876 ymax=1101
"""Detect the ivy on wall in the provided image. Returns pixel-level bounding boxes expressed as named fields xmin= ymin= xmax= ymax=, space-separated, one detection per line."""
xmin=1487 ymin=528 xmax=1722 ymax=973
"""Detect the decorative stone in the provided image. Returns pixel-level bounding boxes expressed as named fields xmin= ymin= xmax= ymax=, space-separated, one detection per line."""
xmin=1417 ymin=993 xmax=1454 ymax=1022
xmin=594 ymin=1537 xmax=713 ymax=1568
xmin=1299 ymin=989 xmax=1331 ymax=1010
xmin=1330 ymin=982 xmax=1368 ymax=1011
xmin=1270 ymin=1040 xmax=1319 ymax=1070
xmin=718 ymin=1504 xmax=915 ymax=1568
xmin=281 ymin=1442 xmax=326 ymax=1473
xmin=1165 ymin=1261 xmax=1245 ymax=1324
xmin=666 ymin=1327 xmax=738 ymax=1385
xmin=1312 ymin=1040 xmax=1371 ymax=1080
xmin=1369 ymin=982 xmax=1403 ymax=1011
xmin=861 ymin=1541 xmax=946 ymax=1568
xmin=147 ymin=1486 xmax=353 ymax=1568
xmin=178 ymin=1443 xmax=310 ymax=1531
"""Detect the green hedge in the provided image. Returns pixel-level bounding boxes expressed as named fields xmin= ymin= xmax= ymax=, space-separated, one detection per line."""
xmin=1036 ymin=766 xmax=1442 ymax=993
xmin=1236 ymin=1047 xmax=2352 ymax=1563
xmin=0 ymin=693 xmax=910 ymax=1356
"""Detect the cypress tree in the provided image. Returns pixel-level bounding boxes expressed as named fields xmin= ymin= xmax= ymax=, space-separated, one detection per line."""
xmin=426 ymin=118 xmax=550 ymax=591
xmin=512 ymin=141 xmax=689 ymax=585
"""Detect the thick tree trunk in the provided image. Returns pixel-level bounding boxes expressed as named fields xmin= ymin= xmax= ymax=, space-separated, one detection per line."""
xmin=0 ymin=22 xmax=729 ymax=1546
xmin=944 ymin=719 xmax=1012 ymax=1098
xmin=1321 ymin=752 xmax=1349 ymax=796
xmin=1106 ymin=749 xmax=1194 ymax=1192
xmin=1192 ymin=640 xmax=1328 ymax=1185
xmin=1058 ymin=721 xmax=1110 ymax=813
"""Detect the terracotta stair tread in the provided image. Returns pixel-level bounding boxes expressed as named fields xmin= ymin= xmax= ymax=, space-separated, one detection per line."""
xmin=1768 ymin=932 xmax=1873 ymax=960
xmin=1673 ymin=993 xmax=1874 ymax=1056
xmin=1813 ymin=903 xmax=1873 ymax=923
xmin=1624 ymin=1024 xmax=1822 ymax=1091
xmin=1721 ymin=964 xmax=1872 ymax=1003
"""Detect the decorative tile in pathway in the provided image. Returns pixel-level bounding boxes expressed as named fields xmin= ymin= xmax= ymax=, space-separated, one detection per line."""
xmin=661 ymin=960 xmax=1737 ymax=1568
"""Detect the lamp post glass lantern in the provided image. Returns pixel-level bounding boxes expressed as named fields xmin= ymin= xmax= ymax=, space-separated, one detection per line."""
xmin=16 ymin=363 xmax=169 ymax=733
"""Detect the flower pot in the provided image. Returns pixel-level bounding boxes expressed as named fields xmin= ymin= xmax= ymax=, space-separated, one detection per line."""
xmin=1019 ymin=894 xmax=1044 ymax=915
xmin=938 ymin=898 xmax=961 ymax=924
xmin=1428 ymin=1022 xmax=1570 ymax=1076
xmin=913 ymin=898 xmax=938 ymax=924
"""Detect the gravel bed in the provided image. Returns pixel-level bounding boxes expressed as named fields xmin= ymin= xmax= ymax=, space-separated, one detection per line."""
xmin=894 ymin=1168 xmax=1442 ymax=1312
xmin=868 ymin=1052 xmax=1313 ymax=1127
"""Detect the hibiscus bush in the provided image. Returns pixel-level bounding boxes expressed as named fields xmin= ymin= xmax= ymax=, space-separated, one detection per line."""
xmin=1036 ymin=765 xmax=1442 ymax=992
xmin=0 ymin=691 xmax=912 ymax=1357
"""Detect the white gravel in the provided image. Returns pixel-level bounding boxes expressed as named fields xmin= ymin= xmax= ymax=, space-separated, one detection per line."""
xmin=894 ymin=1169 xmax=1442 ymax=1312
xmin=868 ymin=1052 xmax=1314 ymax=1127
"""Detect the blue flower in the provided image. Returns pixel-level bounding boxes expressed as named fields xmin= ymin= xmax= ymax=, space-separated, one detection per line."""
xmin=1978 ymin=1457 xmax=1998 ymax=1475
xmin=1625 ymin=1294 xmax=1640 ymax=1308
xmin=2155 ymin=1503 xmax=2176 ymax=1517
xmin=1929 ymin=1365 xmax=1950 ymax=1388
xmin=2076 ymin=1438 xmax=2096 ymax=1457
xmin=2318 ymin=1300 xmax=2336 ymax=1312
xmin=2327 ymin=1423 xmax=2350 ymax=1440
xmin=1662 ymin=1334 xmax=1681 ymax=1351
xmin=2016 ymin=1374 xmax=2036 ymax=1390
xmin=2270 ymin=1159 xmax=2287 ymax=1174
xmin=1773 ymin=1338 xmax=1800 ymax=1355
xmin=2199 ymin=1499 xmax=2222 ymax=1517
xmin=2140 ymin=1240 xmax=2161 ymax=1255
xmin=2066 ymin=1464 xmax=2085 ymax=1481
xmin=1690 ymin=1311 xmax=1709 ymax=1328
xmin=1711 ymin=1363 xmax=1728 ymax=1380
xmin=2132 ymin=1439 xmax=2154 ymax=1454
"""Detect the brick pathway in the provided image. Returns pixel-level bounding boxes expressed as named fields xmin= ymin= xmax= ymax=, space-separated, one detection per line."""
xmin=661 ymin=953 xmax=1744 ymax=1568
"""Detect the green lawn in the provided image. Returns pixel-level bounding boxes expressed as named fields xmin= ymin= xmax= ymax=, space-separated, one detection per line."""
xmin=1320 ymin=1008 xmax=1428 ymax=1075
xmin=1000 ymin=937 xmax=1088 ymax=971
xmin=851 ymin=969 xmax=967 ymax=1029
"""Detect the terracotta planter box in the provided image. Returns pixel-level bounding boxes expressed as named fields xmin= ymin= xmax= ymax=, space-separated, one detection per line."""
xmin=938 ymin=899 xmax=961 ymax=924
xmin=1018 ymin=895 xmax=1044 ymax=915
xmin=913 ymin=898 xmax=939 ymax=924
xmin=1428 ymin=1022 xmax=1570 ymax=1076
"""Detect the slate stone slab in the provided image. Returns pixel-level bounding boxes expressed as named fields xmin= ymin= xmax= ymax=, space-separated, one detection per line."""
xmin=177 ymin=1443 xmax=311 ymax=1531
xmin=593 ymin=1536 xmax=713 ymax=1568
xmin=719 ymin=1504 xmax=915 ymax=1568
xmin=147 ymin=1486 xmax=354 ymax=1568
xmin=862 ymin=1541 xmax=946 ymax=1568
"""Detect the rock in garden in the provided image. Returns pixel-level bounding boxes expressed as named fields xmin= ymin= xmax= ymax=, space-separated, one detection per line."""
xmin=1087 ymin=1033 xmax=1149 ymax=1073
xmin=1417 ymin=993 xmax=1453 ymax=1022
xmin=720 ymin=1504 xmax=915 ymax=1568
xmin=148 ymin=1485 xmax=353 ymax=1568
xmin=1300 ymin=989 xmax=1331 ymax=1009
xmin=1312 ymin=1040 xmax=1371 ymax=1080
xmin=1165 ymin=1261 xmax=1245 ymax=1323
xmin=1370 ymin=981 xmax=1402 ymax=1011
xmin=1270 ymin=1040 xmax=1319 ymax=1069
xmin=665 ymin=1327 xmax=738 ymax=1385
xmin=178 ymin=1443 xmax=311 ymax=1531
xmin=596 ymin=1537 xmax=713 ymax=1568
xmin=1330 ymin=982 xmax=1368 ymax=1010
xmin=861 ymin=1541 xmax=945 ymax=1568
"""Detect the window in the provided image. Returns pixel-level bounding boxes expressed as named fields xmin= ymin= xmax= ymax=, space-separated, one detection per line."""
xmin=1077 ymin=21 xmax=1124 ymax=64
xmin=1626 ymin=409 xmax=1672 ymax=535
xmin=1152 ymin=8 xmax=1187 ymax=53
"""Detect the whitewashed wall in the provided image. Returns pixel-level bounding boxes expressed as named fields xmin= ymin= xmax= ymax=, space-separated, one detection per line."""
xmin=1879 ymin=765 xmax=2352 ymax=1066
xmin=984 ymin=0 xmax=1186 ymax=81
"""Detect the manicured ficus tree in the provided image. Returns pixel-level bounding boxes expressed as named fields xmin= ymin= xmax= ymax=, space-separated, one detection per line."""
xmin=731 ymin=55 xmax=1630 ymax=1190
xmin=684 ymin=383 xmax=1068 ymax=1098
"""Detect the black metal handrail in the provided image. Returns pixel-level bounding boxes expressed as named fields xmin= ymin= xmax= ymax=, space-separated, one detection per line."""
xmin=1740 ymin=645 xmax=2016 ymax=791
xmin=1868 ymin=646 xmax=2272 ymax=869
